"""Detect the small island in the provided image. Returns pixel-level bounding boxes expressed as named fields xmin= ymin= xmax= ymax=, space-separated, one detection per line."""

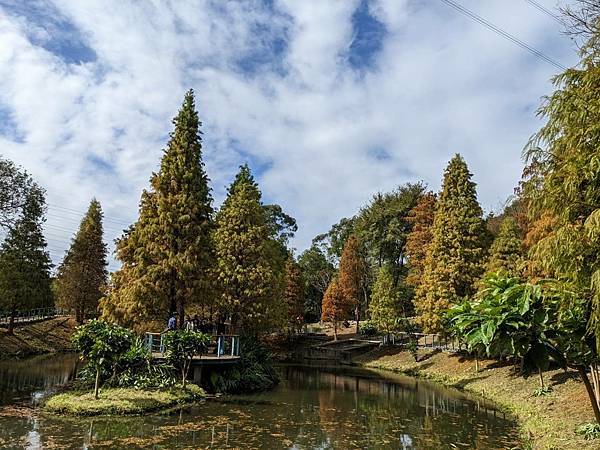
xmin=44 ymin=385 xmax=204 ymax=416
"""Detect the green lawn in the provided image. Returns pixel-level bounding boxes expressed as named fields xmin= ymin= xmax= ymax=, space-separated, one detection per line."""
xmin=43 ymin=384 xmax=204 ymax=416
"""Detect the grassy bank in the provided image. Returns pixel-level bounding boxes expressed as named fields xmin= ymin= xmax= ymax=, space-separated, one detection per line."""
xmin=355 ymin=347 xmax=596 ymax=449
xmin=43 ymin=384 xmax=204 ymax=416
xmin=0 ymin=317 xmax=77 ymax=359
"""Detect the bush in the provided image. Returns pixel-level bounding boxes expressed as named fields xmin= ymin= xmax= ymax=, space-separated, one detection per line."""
xmin=210 ymin=338 xmax=279 ymax=394
xmin=76 ymin=335 xmax=177 ymax=390
xmin=575 ymin=423 xmax=600 ymax=440
xmin=72 ymin=320 xmax=134 ymax=399
xmin=359 ymin=321 xmax=378 ymax=337
xmin=163 ymin=330 xmax=210 ymax=387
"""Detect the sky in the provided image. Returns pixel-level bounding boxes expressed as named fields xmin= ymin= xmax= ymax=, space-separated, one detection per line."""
xmin=0 ymin=0 xmax=580 ymax=271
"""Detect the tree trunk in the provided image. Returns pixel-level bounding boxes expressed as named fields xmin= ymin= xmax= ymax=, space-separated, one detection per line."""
xmin=355 ymin=305 xmax=360 ymax=334
xmin=538 ymin=367 xmax=545 ymax=389
xmin=182 ymin=366 xmax=187 ymax=388
xmin=591 ymin=363 xmax=600 ymax=411
xmin=177 ymin=297 xmax=185 ymax=330
xmin=94 ymin=367 xmax=101 ymax=400
xmin=76 ymin=304 xmax=83 ymax=325
xmin=577 ymin=365 xmax=600 ymax=424
xmin=475 ymin=355 xmax=479 ymax=373
xmin=333 ymin=322 xmax=338 ymax=341
xmin=7 ymin=310 xmax=14 ymax=335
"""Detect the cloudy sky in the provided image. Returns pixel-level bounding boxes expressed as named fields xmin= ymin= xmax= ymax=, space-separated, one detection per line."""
xmin=0 ymin=0 xmax=580 ymax=270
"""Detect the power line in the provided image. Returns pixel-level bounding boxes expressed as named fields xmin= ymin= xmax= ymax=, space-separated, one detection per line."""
xmin=438 ymin=0 xmax=567 ymax=71
xmin=47 ymin=203 xmax=132 ymax=227
xmin=524 ymin=0 xmax=566 ymax=26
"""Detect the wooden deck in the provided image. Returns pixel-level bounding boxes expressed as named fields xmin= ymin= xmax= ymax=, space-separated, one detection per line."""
xmin=151 ymin=352 xmax=241 ymax=366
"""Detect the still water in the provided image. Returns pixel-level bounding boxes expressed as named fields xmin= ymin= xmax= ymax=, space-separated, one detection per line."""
xmin=0 ymin=354 xmax=520 ymax=449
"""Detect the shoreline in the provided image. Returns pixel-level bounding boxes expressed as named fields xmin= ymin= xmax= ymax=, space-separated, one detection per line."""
xmin=354 ymin=346 xmax=596 ymax=450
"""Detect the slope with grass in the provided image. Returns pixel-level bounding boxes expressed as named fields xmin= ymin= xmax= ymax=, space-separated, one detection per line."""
xmin=355 ymin=347 xmax=597 ymax=450
xmin=0 ymin=317 xmax=76 ymax=359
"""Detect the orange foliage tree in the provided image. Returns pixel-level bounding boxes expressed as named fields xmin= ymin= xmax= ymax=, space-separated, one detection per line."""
xmin=405 ymin=192 xmax=436 ymax=290
xmin=337 ymin=235 xmax=367 ymax=333
xmin=321 ymin=277 xmax=350 ymax=340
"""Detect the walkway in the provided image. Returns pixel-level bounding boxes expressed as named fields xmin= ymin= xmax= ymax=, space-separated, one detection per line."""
xmin=0 ymin=307 xmax=67 ymax=327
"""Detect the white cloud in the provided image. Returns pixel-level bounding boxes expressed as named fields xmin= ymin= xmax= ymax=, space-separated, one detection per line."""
xmin=0 ymin=0 xmax=579 ymax=269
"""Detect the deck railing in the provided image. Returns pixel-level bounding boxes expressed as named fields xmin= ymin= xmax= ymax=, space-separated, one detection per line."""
xmin=144 ymin=332 xmax=241 ymax=358
xmin=391 ymin=332 xmax=461 ymax=352
xmin=0 ymin=307 xmax=69 ymax=326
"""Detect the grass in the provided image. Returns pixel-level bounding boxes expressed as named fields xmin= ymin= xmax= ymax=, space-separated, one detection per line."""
xmin=43 ymin=384 xmax=205 ymax=416
xmin=0 ymin=317 xmax=76 ymax=359
xmin=355 ymin=347 xmax=598 ymax=450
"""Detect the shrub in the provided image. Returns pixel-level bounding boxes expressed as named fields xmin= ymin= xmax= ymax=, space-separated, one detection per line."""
xmin=575 ymin=423 xmax=600 ymax=440
xmin=163 ymin=330 xmax=210 ymax=387
xmin=210 ymin=338 xmax=279 ymax=393
xmin=72 ymin=319 xmax=134 ymax=399
xmin=359 ymin=321 xmax=378 ymax=337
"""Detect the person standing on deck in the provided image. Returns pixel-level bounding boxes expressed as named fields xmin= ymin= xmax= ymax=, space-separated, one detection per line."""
xmin=167 ymin=315 xmax=176 ymax=331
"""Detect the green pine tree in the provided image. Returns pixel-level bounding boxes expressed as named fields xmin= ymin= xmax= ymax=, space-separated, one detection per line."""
xmin=55 ymin=199 xmax=108 ymax=324
xmin=100 ymin=89 xmax=214 ymax=331
xmin=213 ymin=164 xmax=275 ymax=335
xmin=486 ymin=217 xmax=523 ymax=277
xmin=0 ymin=185 xmax=52 ymax=334
xmin=370 ymin=266 xmax=399 ymax=337
xmin=416 ymin=154 xmax=487 ymax=332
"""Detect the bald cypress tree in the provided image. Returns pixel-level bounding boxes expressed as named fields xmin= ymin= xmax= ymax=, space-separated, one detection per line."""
xmin=416 ymin=154 xmax=487 ymax=332
xmin=213 ymin=164 xmax=274 ymax=335
xmin=321 ymin=277 xmax=348 ymax=341
xmin=405 ymin=192 xmax=436 ymax=290
xmin=337 ymin=235 xmax=367 ymax=333
xmin=55 ymin=199 xmax=108 ymax=324
xmin=100 ymin=90 xmax=214 ymax=331
xmin=486 ymin=217 xmax=523 ymax=277
xmin=283 ymin=256 xmax=304 ymax=332
xmin=0 ymin=185 xmax=52 ymax=334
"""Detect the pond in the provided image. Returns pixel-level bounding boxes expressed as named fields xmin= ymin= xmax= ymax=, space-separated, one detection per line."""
xmin=0 ymin=354 xmax=520 ymax=449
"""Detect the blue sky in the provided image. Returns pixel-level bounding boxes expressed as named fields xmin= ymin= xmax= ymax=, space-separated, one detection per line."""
xmin=0 ymin=0 xmax=579 ymax=270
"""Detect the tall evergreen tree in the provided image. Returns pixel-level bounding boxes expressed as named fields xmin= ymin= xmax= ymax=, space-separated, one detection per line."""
xmin=0 ymin=185 xmax=52 ymax=334
xmin=0 ymin=157 xmax=34 ymax=231
xmin=337 ymin=235 xmax=367 ymax=333
xmin=405 ymin=192 xmax=436 ymax=290
xmin=283 ymin=256 xmax=304 ymax=332
xmin=213 ymin=164 xmax=275 ymax=334
xmin=370 ymin=266 xmax=400 ymax=338
xmin=416 ymin=154 xmax=487 ymax=332
xmin=55 ymin=199 xmax=108 ymax=324
xmin=100 ymin=89 xmax=214 ymax=330
xmin=486 ymin=217 xmax=523 ymax=277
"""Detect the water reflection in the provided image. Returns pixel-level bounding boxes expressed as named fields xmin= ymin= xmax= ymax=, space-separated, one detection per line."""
xmin=0 ymin=353 xmax=79 ymax=406
xmin=0 ymin=358 xmax=519 ymax=449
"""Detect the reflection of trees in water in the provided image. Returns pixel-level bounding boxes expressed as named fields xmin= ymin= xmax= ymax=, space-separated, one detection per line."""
xmin=286 ymin=366 xmax=518 ymax=449
xmin=0 ymin=364 xmax=520 ymax=449
xmin=0 ymin=353 xmax=78 ymax=403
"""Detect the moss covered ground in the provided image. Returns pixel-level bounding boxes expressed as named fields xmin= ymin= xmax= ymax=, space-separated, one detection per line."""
xmin=43 ymin=385 xmax=205 ymax=416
